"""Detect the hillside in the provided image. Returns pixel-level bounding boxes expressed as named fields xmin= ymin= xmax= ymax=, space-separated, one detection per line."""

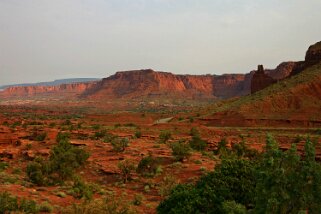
xmin=203 ymin=62 xmax=321 ymax=127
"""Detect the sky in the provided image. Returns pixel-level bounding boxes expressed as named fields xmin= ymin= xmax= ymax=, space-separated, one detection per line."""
xmin=0 ymin=0 xmax=321 ymax=85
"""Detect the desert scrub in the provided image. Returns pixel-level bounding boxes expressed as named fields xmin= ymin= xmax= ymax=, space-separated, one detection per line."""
xmin=158 ymin=175 xmax=179 ymax=198
xmin=111 ymin=137 xmax=129 ymax=152
xmin=170 ymin=140 xmax=192 ymax=161
xmin=26 ymin=139 xmax=89 ymax=185
xmin=158 ymin=130 xmax=171 ymax=143
xmin=118 ymin=159 xmax=135 ymax=183
xmin=69 ymin=176 xmax=93 ymax=200
xmin=132 ymin=194 xmax=144 ymax=206
xmin=189 ymin=128 xmax=208 ymax=151
xmin=134 ymin=130 xmax=142 ymax=138
xmin=103 ymin=132 xmax=118 ymax=143
xmin=38 ymin=201 xmax=54 ymax=213
xmin=0 ymin=191 xmax=38 ymax=213
xmin=92 ymin=129 xmax=107 ymax=140
xmin=64 ymin=195 xmax=137 ymax=214
xmin=136 ymin=155 xmax=160 ymax=177
xmin=0 ymin=161 xmax=9 ymax=171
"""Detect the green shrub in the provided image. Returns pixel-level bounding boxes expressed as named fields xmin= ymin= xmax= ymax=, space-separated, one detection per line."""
xmin=103 ymin=132 xmax=117 ymax=143
xmin=35 ymin=132 xmax=47 ymax=141
xmin=0 ymin=192 xmax=38 ymax=214
xmin=134 ymin=130 xmax=142 ymax=138
xmin=111 ymin=138 xmax=129 ymax=152
xmin=92 ymin=124 xmax=101 ymax=130
xmin=158 ymin=135 xmax=321 ymax=213
xmin=137 ymin=155 xmax=160 ymax=177
xmin=159 ymin=130 xmax=171 ymax=143
xmin=26 ymin=161 xmax=45 ymax=185
xmin=64 ymin=195 xmax=136 ymax=214
xmin=71 ymin=176 xmax=93 ymax=200
xmin=214 ymin=138 xmax=228 ymax=155
xmin=27 ymin=140 xmax=89 ymax=185
xmin=38 ymin=201 xmax=53 ymax=213
xmin=132 ymin=194 xmax=144 ymax=206
xmin=93 ymin=129 xmax=107 ymax=140
xmin=170 ymin=141 xmax=191 ymax=161
xmin=158 ymin=175 xmax=178 ymax=198
xmin=222 ymin=200 xmax=247 ymax=214
xmin=188 ymin=128 xmax=208 ymax=151
xmin=56 ymin=132 xmax=70 ymax=142
xmin=118 ymin=159 xmax=135 ymax=183
xmin=0 ymin=162 xmax=8 ymax=171
xmin=189 ymin=136 xmax=208 ymax=151
xmin=49 ymin=140 xmax=89 ymax=181
xmin=157 ymin=158 xmax=256 ymax=213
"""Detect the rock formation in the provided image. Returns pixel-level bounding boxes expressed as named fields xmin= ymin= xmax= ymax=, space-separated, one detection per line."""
xmin=81 ymin=69 xmax=252 ymax=100
xmin=291 ymin=41 xmax=321 ymax=76
xmin=251 ymin=65 xmax=277 ymax=94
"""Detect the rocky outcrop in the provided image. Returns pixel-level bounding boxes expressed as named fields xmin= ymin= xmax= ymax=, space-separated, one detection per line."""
xmin=251 ymin=65 xmax=277 ymax=94
xmin=81 ymin=69 xmax=251 ymax=100
xmin=305 ymin=41 xmax=321 ymax=67
xmin=291 ymin=41 xmax=321 ymax=76
xmin=265 ymin=62 xmax=297 ymax=80
xmin=0 ymin=81 xmax=97 ymax=98
xmin=251 ymin=41 xmax=321 ymax=94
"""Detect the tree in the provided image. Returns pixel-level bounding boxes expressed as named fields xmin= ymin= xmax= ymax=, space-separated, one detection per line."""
xmin=157 ymin=158 xmax=256 ymax=213
xmin=254 ymin=135 xmax=321 ymax=213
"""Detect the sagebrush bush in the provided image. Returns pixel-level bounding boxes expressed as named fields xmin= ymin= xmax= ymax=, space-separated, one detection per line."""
xmin=118 ymin=159 xmax=135 ymax=183
xmin=111 ymin=137 xmax=129 ymax=152
xmin=0 ymin=192 xmax=38 ymax=214
xmin=137 ymin=155 xmax=160 ymax=177
xmin=27 ymin=139 xmax=89 ymax=185
xmin=170 ymin=141 xmax=191 ymax=161
xmin=159 ymin=130 xmax=171 ymax=143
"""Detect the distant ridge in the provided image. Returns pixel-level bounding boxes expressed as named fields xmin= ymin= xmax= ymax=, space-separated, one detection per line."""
xmin=0 ymin=78 xmax=100 ymax=90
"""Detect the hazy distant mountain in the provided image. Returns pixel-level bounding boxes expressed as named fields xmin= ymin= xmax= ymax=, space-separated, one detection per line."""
xmin=0 ymin=78 xmax=100 ymax=90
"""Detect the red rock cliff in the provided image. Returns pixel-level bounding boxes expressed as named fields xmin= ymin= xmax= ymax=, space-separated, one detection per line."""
xmin=0 ymin=82 xmax=96 ymax=98
xmin=81 ymin=69 xmax=251 ymax=99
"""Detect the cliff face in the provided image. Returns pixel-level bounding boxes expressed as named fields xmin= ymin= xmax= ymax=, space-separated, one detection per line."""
xmin=81 ymin=69 xmax=251 ymax=100
xmin=0 ymin=82 xmax=96 ymax=98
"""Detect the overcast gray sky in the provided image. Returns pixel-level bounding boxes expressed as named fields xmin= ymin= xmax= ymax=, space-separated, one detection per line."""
xmin=0 ymin=0 xmax=321 ymax=85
